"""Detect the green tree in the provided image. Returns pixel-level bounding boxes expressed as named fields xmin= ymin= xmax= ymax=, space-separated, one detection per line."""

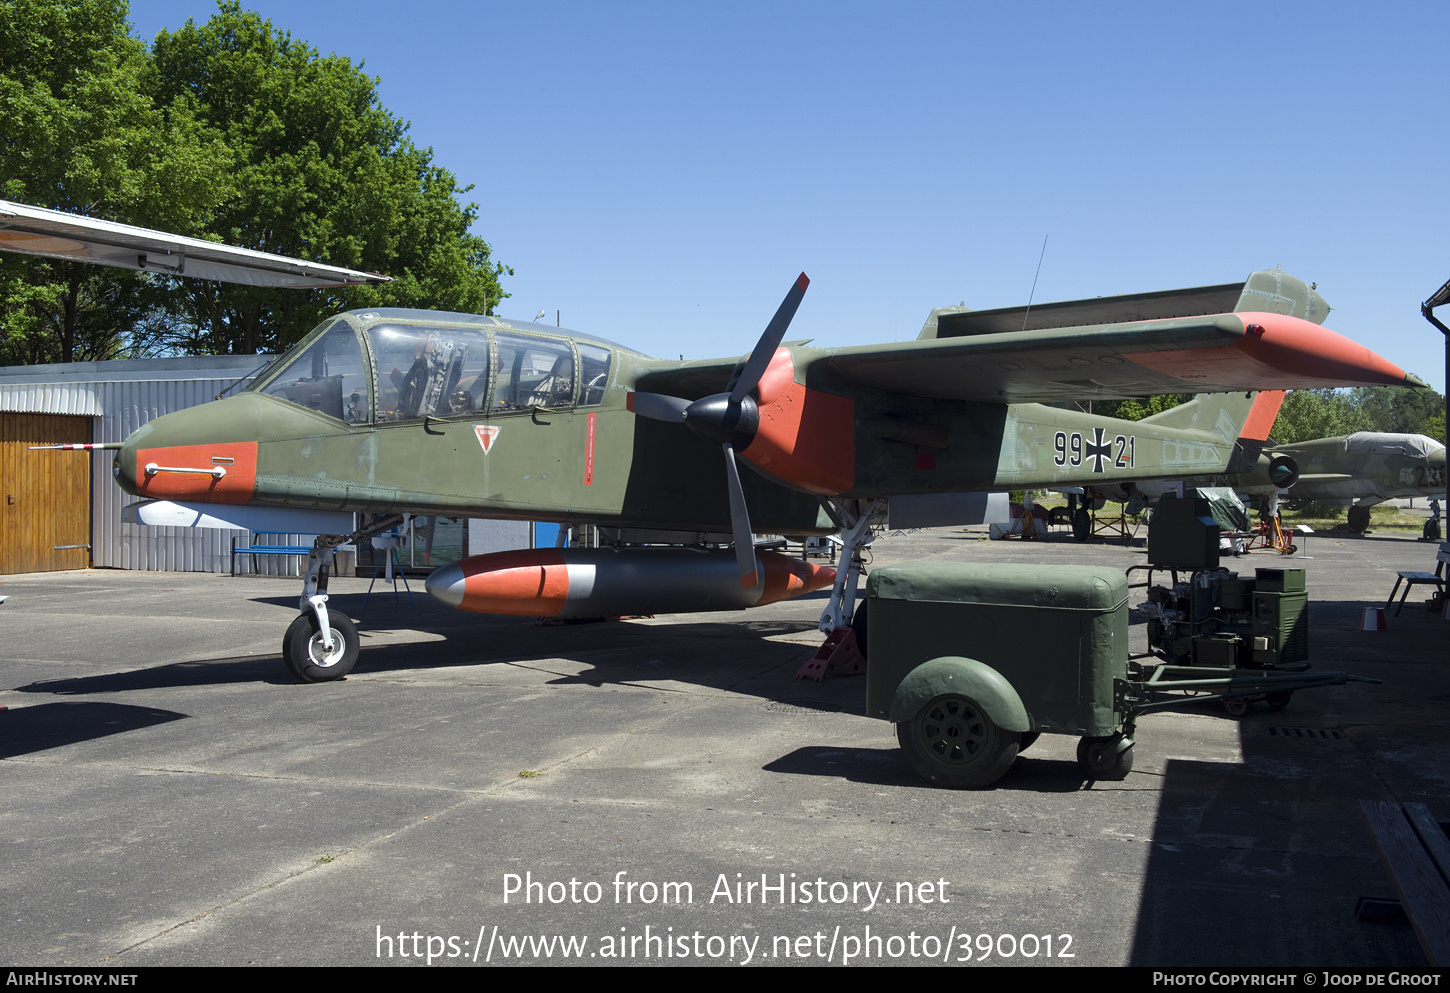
xmin=1271 ymin=389 xmax=1371 ymax=444
xmin=1346 ymin=383 xmax=1446 ymax=438
xmin=148 ymin=2 xmax=510 ymax=355
xmin=0 ymin=0 xmax=233 ymax=362
xmin=1269 ymin=385 xmax=1446 ymax=444
xmin=1106 ymin=393 xmax=1191 ymax=421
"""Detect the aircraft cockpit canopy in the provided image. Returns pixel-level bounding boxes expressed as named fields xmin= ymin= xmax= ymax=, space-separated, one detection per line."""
xmin=250 ymin=314 xmax=614 ymax=424
xmin=257 ymin=320 xmax=370 ymax=424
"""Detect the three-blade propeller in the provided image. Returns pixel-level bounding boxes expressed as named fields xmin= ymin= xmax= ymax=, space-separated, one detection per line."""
xmin=630 ymin=273 xmax=810 ymax=588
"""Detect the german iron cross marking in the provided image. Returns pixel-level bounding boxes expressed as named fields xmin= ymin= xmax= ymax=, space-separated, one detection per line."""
xmin=1085 ymin=428 xmax=1113 ymax=473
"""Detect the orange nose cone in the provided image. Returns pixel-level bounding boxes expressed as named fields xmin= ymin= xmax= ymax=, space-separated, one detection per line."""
xmin=755 ymin=551 xmax=836 ymax=607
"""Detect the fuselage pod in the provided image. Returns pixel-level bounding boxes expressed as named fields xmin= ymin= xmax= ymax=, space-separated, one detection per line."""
xmin=425 ymin=547 xmax=836 ymax=618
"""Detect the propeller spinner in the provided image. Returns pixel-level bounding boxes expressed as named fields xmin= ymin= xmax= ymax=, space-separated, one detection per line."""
xmin=630 ymin=273 xmax=810 ymax=588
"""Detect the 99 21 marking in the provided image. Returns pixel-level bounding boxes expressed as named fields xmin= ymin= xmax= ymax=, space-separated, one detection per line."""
xmin=1054 ymin=429 xmax=1133 ymax=473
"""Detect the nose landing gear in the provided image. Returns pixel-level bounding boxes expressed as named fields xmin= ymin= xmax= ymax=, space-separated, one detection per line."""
xmin=285 ymin=514 xmax=404 ymax=683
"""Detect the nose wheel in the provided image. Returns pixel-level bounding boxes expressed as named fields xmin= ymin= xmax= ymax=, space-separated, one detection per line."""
xmin=283 ymin=612 xmax=359 ymax=682
xmin=282 ymin=514 xmax=402 ymax=684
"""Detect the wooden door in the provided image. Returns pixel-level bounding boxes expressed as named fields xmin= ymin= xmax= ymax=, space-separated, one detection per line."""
xmin=0 ymin=413 xmax=92 ymax=574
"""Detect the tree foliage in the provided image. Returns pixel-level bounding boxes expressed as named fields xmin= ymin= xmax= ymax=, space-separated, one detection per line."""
xmin=0 ymin=0 xmax=233 ymax=362
xmin=1272 ymin=385 xmax=1446 ymax=444
xmin=0 ymin=0 xmax=509 ymax=362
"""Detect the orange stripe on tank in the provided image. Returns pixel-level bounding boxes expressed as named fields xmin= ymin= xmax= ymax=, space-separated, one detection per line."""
xmin=135 ymin=442 xmax=257 ymax=505
xmin=755 ymin=552 xmax=836 ymax=607
xmin=741 ymin=350 xmax=855 ymax=495
xmin=1121 ymin=313 xmax=1410 ymax=388
xmin=458 ymin=549 xmax=569 ymax=616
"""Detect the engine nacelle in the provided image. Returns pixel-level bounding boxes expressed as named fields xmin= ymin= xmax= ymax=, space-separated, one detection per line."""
xmin=425 ymin=547 xmax=836 ymax=618
xmin=1242 ymin=453 xmax=1299 ymax=491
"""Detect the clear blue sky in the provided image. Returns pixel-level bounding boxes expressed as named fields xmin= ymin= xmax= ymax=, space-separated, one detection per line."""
xmin=129 ymin=1 xmax=1450 ymax=393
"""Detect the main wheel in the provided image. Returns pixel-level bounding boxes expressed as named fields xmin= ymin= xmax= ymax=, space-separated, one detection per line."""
xmin=1347 ymin=505 xmax=1370 ymax=533
xmin=283 ymin=611 xmax=359 ymax=683
xmin=897 ymin=694 xmax=1020 ymax=788
xmin=1077 ymin=736 xmax=1134 ymax=780
xmin=1072 ymin=508 xmax=1092 ymax=542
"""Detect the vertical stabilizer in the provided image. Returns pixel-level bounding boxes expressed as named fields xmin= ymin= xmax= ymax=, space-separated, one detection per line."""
xmin=1139 ymin=390 xmax=1286 ymax=472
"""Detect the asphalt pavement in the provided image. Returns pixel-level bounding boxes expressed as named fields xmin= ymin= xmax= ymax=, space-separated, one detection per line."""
xmin=1 ymin=524 xmax=1445 ymax=967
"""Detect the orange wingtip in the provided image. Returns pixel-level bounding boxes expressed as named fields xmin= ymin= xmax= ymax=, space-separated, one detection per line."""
xmin=1122 ymin=313 xmax=1411 ymax=389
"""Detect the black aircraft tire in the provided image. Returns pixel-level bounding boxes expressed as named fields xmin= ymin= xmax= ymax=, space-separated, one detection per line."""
xmin=897 ymin=694 xmax=1020 ymax=789
xmin=284 ymin=612 xmax=359 ymax=683
xmin=1077 ymin=736 xmax=1133 ymax=781
xmin=1424 ymin=518 xmax=1442 ymax=541
xmin=1348 ymin=505 xmax=1371 ymax=533
xmin=1072 ymin=508 xmax=1092 ymax=542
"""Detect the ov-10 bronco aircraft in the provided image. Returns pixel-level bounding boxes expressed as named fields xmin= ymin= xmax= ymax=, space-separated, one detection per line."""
xmin=0 ymin=200 xmax=1426 ymax=681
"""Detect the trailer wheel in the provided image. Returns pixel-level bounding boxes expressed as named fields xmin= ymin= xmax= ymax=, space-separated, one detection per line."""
xmin=1265 ymin=691 xmax=1292 ymax=710
xmin=897 ymin=694 xmax=1020 ymax=788
xmin=1223 ymin=696 xmax=1250 ymax=717
xmin=1077 ymin=736 xmax=1133 ymax=781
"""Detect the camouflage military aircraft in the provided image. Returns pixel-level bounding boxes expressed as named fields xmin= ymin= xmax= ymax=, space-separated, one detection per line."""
xmin=1263 ymin=432 xmax=1445 ymax=531
xmin=1068 ymin=431 xmax=1445 ymax=534
xmin=0 ymin=200 xmax=1426 ymax=681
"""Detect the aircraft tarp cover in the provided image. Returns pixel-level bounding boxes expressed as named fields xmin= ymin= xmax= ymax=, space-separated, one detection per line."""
xmin=1187 ymin=487 xmax=1251 ymax=533
xmin=1342 ymin=432 xmax=1446 ymax=458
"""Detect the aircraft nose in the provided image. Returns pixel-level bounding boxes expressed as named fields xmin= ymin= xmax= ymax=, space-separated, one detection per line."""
xmin=115 ymin=433 xmax=141 ymax=495
xmin=425 ymin=562 xmax=466 ymax=608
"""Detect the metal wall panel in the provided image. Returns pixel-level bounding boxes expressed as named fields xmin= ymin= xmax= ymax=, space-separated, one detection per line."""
xmin=91 ymin=376 xmax=262 ymax=574
xmin=0 ymin=357 xmax=276 ymax=575
xmin=0 ymin=383 xmax=101 ymax=415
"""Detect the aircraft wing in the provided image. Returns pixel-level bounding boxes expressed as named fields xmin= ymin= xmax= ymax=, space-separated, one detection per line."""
xmin=0 ymin=199 xmax=389 ymax=288
xmin=816 ymin=312 xmax=1425 ymax=403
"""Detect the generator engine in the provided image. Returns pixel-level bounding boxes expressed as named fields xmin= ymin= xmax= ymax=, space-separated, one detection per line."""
xmin=1139 ymin=567 xmax=1309 ymax=668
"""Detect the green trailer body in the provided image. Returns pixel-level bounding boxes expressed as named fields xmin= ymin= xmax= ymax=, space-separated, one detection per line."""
xmin=858 ymin=561 xmax=1371 ymax=789
xmin=863 ymin=563 xmax=1130 ymax=737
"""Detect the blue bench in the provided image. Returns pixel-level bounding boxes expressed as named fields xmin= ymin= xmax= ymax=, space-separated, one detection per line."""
xmin=231 ymin=532 xmax=315 ymax=576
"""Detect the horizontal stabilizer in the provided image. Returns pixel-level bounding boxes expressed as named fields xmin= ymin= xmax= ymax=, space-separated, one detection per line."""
xmin=0 ymin=199 xmax=389 ymax=288
xmin=921 ymin=270 xmax=1330 ymax=340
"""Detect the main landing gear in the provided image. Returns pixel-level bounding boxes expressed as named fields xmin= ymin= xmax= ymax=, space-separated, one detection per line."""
xmin=283 ymin=513 xmax=404 ymax=683
xmin=816 ymin=498 xmax=886 ymax=636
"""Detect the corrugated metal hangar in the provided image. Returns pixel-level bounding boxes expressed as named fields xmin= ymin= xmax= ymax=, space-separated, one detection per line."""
xmin=0 ymin=356 xmax=532 ymax=576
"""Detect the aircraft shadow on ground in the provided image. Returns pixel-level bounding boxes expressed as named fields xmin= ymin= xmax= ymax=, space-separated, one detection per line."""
xmin=0 ymin=701 xmax=187 ymax=758
xmin=14 ymin=591 xmax=835 ymax=704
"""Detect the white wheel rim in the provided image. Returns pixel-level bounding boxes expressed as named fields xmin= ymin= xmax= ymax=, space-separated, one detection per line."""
xmin=307 ymin=629 xmax=346 ymax=667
